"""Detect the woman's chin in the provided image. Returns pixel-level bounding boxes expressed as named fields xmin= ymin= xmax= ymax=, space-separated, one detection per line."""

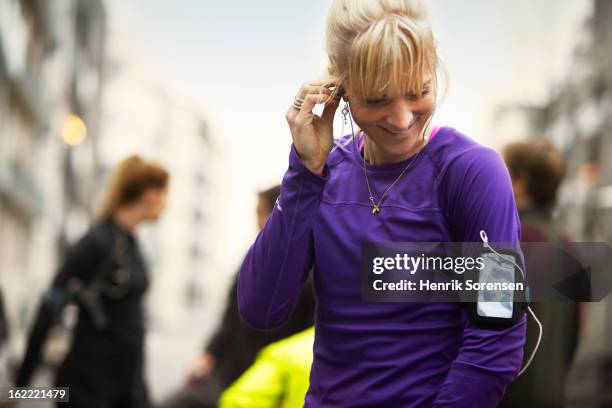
xmin=377 ymin=131 xmax=419 ymax=149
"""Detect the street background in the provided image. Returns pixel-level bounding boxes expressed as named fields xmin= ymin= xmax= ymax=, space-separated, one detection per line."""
xmin=1 ymin=0 xmax=611 ymax=405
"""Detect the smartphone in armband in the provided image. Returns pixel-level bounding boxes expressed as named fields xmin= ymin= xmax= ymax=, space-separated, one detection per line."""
xmin=466 ymin=248 xmax=527 ymax=328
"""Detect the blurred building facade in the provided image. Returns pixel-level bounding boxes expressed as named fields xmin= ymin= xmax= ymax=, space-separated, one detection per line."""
xmin=512 ymin=0 xmax=612 ymax=243
xmin=0 ymin=1 xmax=223 ymax=389
xmin=0 ymin=0 xmax=107 ymax=358
xmin=495 ymin=1 xmax=612 ymax=405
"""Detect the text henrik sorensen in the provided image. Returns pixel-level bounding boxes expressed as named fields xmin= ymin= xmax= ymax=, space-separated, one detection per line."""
xmin=372 ymin=279 xmax=524 ymax=292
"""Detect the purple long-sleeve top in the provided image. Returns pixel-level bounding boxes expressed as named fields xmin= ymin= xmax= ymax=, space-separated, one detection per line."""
xmin=238 ymin=127 xmax=526 ymax=407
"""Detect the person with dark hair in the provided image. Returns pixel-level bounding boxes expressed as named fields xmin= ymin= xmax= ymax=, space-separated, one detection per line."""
xmin=158 ymin=185 xmax=315 ymax=408
xmin=500 ymin=138 xmax=579 ymax=408
xmin=15 ymin=155 xmax=169 ymax=407
xmin=502 ymin=138 xmax=565 ymax=211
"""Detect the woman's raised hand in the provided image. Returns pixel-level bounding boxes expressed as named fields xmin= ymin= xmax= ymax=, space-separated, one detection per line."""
xmin=285 ymin=82 xmax=340 ymax=174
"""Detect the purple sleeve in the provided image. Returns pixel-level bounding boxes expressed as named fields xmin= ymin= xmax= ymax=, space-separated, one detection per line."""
xmin=434 ymin=147 xmax=526 ymax=407
xmin=237 ymin=145 xmax=326 ymax=329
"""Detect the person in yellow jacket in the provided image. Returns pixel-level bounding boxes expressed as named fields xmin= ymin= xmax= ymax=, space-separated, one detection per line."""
xmin=219 ymin=327 xmax=314 ymax=408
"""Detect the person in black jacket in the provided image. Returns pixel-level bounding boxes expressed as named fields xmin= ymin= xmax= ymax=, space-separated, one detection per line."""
xmin=158 ymin=185 xmax=316 ymax=408
xmin=15 ymin=155 xmax=169 ymax=408
xmin=1 ymin=289 xmax=10 ymax=389
xmin=1 ymin=289 xmax=12 ymax=408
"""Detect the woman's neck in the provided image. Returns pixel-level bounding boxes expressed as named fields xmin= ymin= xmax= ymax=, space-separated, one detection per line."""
xmin=362 ymin=135 xmax=427 ymax=166
xmin=113 ymin=206 xmax=141 ymax=233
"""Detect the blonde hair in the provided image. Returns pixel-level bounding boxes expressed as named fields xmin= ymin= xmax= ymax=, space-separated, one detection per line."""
xmin=98 ymin=155 xmax=169 ymax=220
xmin=324 ymin=0 xmax=446 ymax=100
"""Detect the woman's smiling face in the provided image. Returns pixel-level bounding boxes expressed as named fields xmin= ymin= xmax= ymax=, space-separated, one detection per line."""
xmin=346 ymin=75 xmax=436 ymax=161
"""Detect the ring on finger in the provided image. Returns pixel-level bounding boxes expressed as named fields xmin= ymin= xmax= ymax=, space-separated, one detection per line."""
xmin=292 ymin=97 xmax=304 ymax=110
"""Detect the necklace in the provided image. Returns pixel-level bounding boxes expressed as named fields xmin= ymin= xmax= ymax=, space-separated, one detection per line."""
xmin=362 ymin=140 xmax=423 ymax=215
xmin=343 ymin=102 xmax=432 ymax=215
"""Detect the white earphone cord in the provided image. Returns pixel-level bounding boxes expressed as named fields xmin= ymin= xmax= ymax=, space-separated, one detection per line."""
xmin=479 ymin=230 xmax=542 ymax=377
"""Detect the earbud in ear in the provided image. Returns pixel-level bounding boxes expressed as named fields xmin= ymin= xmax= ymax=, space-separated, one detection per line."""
xmin=334 ymin=85 xmax=346 ymax=102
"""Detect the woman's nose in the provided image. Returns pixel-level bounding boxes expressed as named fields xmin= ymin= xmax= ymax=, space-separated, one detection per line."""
xmin=385 ymin=100 xmax=415 ymax=131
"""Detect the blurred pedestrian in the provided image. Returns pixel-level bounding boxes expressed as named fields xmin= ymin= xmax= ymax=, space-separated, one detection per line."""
xmin=0 ymin=289 xmax=8 ymax=365
xmin=1 ymin=289 xmax=11 ymax=401
xmin=557 ymin=134 xmax=605 ymax=242
xmin=556 ymin=134 xmax=611 ymax=407
xmin=158 ymin=185 xmax=315 ymax=408
xmin=15 ymin=155 xmax=169 ymax=408
xmin=218 ymin=326 xmax=314 ymax=408
xmin=499 ymin=138 xmax=579 ymax=408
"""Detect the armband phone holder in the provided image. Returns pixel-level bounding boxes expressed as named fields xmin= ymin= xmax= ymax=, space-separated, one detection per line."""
xmin=465 ymin=232 xmax=528 ymax=329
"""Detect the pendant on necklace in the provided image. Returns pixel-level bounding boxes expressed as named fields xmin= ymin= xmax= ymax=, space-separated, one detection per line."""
xmin=372 ymin=206 xmax=381 ymax=215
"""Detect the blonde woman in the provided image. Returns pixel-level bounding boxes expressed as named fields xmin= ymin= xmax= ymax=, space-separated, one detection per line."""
xmin=238 ymin=0 xmax=526 ymax=406
xmin=16 ymin=156 xmax=169 ymax=408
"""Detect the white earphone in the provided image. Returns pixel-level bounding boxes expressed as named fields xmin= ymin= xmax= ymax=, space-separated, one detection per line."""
xmin=480 ymin=230 xmax=542 ymax=377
